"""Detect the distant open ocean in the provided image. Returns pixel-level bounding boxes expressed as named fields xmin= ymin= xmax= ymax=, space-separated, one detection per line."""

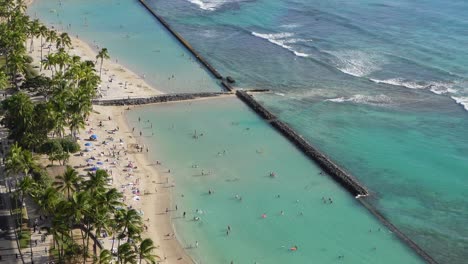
xmin=29 ymin=0 xmax=468 ymax=263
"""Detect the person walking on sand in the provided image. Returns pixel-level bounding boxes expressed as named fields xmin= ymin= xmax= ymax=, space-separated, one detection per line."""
xmin=195 ymin=241 xmax=199 ymax=248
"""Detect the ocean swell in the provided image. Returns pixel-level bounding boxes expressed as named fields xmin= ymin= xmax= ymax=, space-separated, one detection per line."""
xmin=251 ymin=31 xmax=311 ymax=57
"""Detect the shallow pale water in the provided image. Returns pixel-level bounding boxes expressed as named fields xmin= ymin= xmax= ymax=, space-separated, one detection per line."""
xmin=126 ymin=98 xmax=423 ymax=264
xmin=28 ymin=0 xmax=221 ymax=93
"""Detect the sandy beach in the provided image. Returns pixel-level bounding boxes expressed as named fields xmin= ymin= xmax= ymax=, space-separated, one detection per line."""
xmin=28 ymin=33 xmax=163 ymax=99
xmin=67 ymin=105 xmax=193 ymax=263
xmin=25 ymin=1 xmax=193 ymax=262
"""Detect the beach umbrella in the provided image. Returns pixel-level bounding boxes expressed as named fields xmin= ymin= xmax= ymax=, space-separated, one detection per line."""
xmin=96 ymin=161 xmax=104 ymax=165
xmin=85 ymin=148 xmax=91 ymax=152
xmin=86 ymin=158 xmax=93 ymax=163
xmin=84 ymin=142 xmax=92 ymax=146
xmin=90 ymin=134 xmax=98 ymax=139
xmin=90 ymin=166 xmax=99 ymax=171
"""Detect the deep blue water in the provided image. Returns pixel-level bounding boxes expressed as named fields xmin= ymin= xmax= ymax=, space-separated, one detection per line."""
xmin=148 ymin=0 xmax=468 ymax=263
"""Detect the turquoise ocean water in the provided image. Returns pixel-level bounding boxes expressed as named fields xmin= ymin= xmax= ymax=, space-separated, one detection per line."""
xmin=29 ymin=0 xmax=468 ymax=263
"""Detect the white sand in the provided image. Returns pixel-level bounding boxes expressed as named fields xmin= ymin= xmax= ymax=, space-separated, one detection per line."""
xmin=28 ymin=34 xmax=163 ymax=99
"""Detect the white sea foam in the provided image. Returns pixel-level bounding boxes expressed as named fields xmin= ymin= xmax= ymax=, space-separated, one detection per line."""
xmin=371 ymin=78 xmax=457 ymax=95
xmin=325 ymin=94 xmax=392 ymax=106
xmin=451 ymin=96 xmax=468 ymax=111
xmin=329 ymin=50 xmax=382 ymax=77
xmin=187 ymin=0 xmax=243 ymax=11
xmin=280 ymin=23 xmax=301 ymax=29
xmin=251 ymin=31 xmax=310 ymax=58
xmin=370 ymin=78 xmax=425 ymax=89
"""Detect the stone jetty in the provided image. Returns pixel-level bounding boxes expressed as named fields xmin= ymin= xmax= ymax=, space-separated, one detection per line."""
xmin=93 ymin=92 xmax=228 ymax=106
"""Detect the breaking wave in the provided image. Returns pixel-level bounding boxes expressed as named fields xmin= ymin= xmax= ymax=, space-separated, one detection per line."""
xmin=325 ymin=94 xmax=392 ymax=106
xmin=327 ymin=50 xmax=382 ymax=77
xmin=187 ymin=0 xmax=246 ymax=11
xmin=451 ymin=96 xmax=468 ymax=111
xmin=251 ymin=31 xmax=311 ymax=58
xmin=370 ymin=78 xmax=457 ymax=95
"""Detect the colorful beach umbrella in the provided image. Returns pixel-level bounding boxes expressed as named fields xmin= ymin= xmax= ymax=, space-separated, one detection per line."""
xmin=90 ymin=134 xmax=98 ymax=139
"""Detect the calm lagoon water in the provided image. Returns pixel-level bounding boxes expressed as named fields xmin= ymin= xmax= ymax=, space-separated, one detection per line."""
xmin=127 ymin=97 xmax=423 ymax=264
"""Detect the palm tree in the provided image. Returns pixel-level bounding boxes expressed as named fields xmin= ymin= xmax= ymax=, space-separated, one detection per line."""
xmin=95 ymin=48 xmax=109 ymax=78
xmin=138 ymin=238 xmax=158 ymax=264
xmin=0 ymin=70 xmax=9 ymax=90
xmin=53 ymin=166 xmax=81 ymax=199
xmin=68 ymin=112 xmax=86 ymax=139
xmin=97 ymin=188 xmax=123 ymax=212
xmin=95 ymin=249 xmax=113 ymax=264
xmin=18 ymin=176 xmax=37 ymax=264
xmin=4 ymin=143 xmax=36 ymax=264
xmin=5 ymin=143 xmax=36 ymax=184
xmin=38 ymin=24 xmax=48 ymax=70
xmin=27 ymin=19 xmax=40 ymax=52
xmin=4 ymin=142 xmax=26 ymax=179
xmin=45 ymin=30 xmax=57 ymax=55
xmin=118 ymin=243 xmax=137 ymax=264
xmin=48 ymin=215 xmax=72 ymax=263
xmin=116 ymin=209 xmax=143 ymax=249
xmin=56 ymin=32 xmax=72 ymax=49
xmin=54 ymin=47 xmax=71 ymax=74
xmin=7 ymin=50 xmax=28 ymax=89
xmin=1 ymin=92 xmax=35 ymax=144
xmin=36 ymin=186 xmax=61 ymax=215
xmin=84 ymin=169 xmax=109 ymax=195
xmin=42 ymin=53 xmax=57 ymax=75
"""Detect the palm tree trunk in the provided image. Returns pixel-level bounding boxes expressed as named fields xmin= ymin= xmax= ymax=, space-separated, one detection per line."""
xmin=29 ymin=232 xmax=34 ymax=264
xmin=8 ymin=193 xmax=26 ymax=264
xmin=111 ymin=234 xmax=116 ymax=253
xmin=99 ymin=59 xmax=103 ymax=78
xmin=40 ymin=36 xmax=43 ymax=71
